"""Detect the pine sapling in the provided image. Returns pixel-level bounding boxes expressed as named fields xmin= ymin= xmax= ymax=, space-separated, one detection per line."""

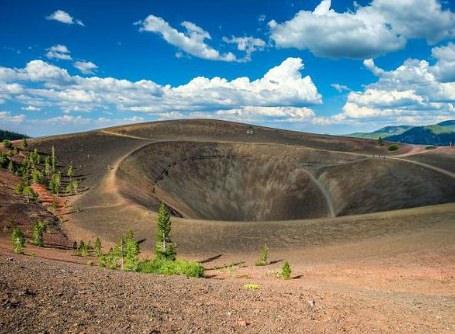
xmin=32 ymin=221 xmax=47 ymax=246
xmin=255 ymin=244 xmax=269 ymax=266
xmin=94 ymin=237 xmax=102 ymax=257
xmin=281 ymin=261 xmax=292 ymax=280
xmin=155 ymin=203 xmax=176 ymax=261
xmin=11 ymin=227 xmax=25 ymax=254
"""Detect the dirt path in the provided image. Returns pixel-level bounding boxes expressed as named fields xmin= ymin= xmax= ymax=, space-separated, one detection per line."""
xmin=305 ymin=170 xmax=335 ymax=217
xmin=394 ymin=145 xmax=427 ymax=157
xmin=391 ymin=156 xmax=455 ymax=179
xmin=100 ymin=129 xmax=153 ymax=141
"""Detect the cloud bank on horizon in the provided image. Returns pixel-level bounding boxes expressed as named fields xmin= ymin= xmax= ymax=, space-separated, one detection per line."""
xmin=0 ymin=0 xmax=454 ymax=136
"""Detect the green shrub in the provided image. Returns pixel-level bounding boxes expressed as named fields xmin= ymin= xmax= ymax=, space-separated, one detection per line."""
xmin=255 ymin=244 xmax=269 ymax=266
xmin=32 ymin=221 xmax=47 ymax=247
xmin=280 ymin=261 xmax=292 ymax=280
xmin=11 ymin=227 xmax=25 ymax=254
xmin=137 ymin=258 xmax=204 ymax=278
xmin=388 ymin=144 xmax=399 ymax=151
xmin=15 ymin=181 xmax=25 ymax=195
xmin=22 ymin=185 xmax=37 ymax=203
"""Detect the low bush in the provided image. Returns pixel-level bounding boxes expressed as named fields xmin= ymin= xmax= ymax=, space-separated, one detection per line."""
xmin=137 ymin=258 xmax=204 ymax=278
xmin=388 ymin=144 xmax=399 ymax=151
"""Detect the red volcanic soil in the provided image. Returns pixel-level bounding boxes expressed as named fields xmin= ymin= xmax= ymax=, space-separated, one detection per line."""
xmin=0 ymin=237 xmax=454 ymax=334
xmin=0 ymin=169 xmax=69 ymax=249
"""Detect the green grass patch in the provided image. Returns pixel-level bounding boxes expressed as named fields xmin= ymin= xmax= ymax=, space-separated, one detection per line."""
xmin=244 ymin=283 xmax=260 ymax=291
xmin=137 ymin=258 xmax=204 ymax=278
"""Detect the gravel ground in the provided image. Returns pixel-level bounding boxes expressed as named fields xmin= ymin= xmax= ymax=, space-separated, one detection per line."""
xmin=1 ymin=254 xmax=454 ymax=334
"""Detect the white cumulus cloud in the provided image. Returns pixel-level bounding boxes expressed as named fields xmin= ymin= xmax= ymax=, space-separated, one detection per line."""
xmin=431 ymin=42 xmax=455 ymax=82
xmin=269 ymin=0 xmax=455 ymax=59
xmin=73 ymin=61 xmax=98 ymax=74
xmin=331 ymin=83 xmax=350 ymax=93
xmin=332 ymin=43 xmax=455 ymax=125
xmin=0 ymin=57 xmax=321 ymax=121
xmin=46 ymin=44 xmax=72 ymax=60
xmin=222 ymin=36 xmax=266 ymax=61
xmin=46 ymin=10 xmax=84 ymax=26
xmin=138 ymin=15 xmax=237 ymax=62
xmin=0 ymin=111 xmax=25 ymax=124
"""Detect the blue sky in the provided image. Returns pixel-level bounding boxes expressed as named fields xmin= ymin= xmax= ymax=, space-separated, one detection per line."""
xmin=0 ymin=0 xmax=454 ymax=136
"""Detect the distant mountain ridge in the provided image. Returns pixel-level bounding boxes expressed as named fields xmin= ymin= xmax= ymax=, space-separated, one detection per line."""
xmin=0 ymin=129 xmax=28 ymax=141
xmin=349 ymin=125 xmax=412 ymax=140
xmin=348 ymin=120 xmax=455 ymax=146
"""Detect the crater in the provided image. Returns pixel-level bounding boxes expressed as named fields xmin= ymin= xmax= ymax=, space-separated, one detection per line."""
xmin=117 ymin=141 xmax=455 ymax=222
xmin=116 ymin=142 xmax=346 ymax=221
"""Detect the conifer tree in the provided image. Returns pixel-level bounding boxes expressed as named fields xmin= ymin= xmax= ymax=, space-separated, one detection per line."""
xmin=78 ymin=241 xmax=89 ymax=256
xmin=32 ymin=221 xmax=47 ymax=247
xmin=94 ymin=237 xmax=102 ymax=257
xmin=255 ymin=244 xmax=269 ymax=266
xmin=281 ymin=261 xmax=292 ymax=280
xmin=11 ymin=227 xmax=25 ymax=254
xmin=72 ymin=241 xmax=78 ymax=255
xmin=124 ymin=230 xmax=139 ymax=271
xmin=44 ymin=156 xmax=51 ymax=177
xmin=49 ymin=172 xmax=61 ymax=195
xmin=155 ymin=203 xmax=176 ymax=260
xmin=67 ymin=163 xmax=73 ymax=178
xmin=31 ymin=168 xmax=43 ymax=184
xmin=51 ymin=145 xmax=56 ymax=173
